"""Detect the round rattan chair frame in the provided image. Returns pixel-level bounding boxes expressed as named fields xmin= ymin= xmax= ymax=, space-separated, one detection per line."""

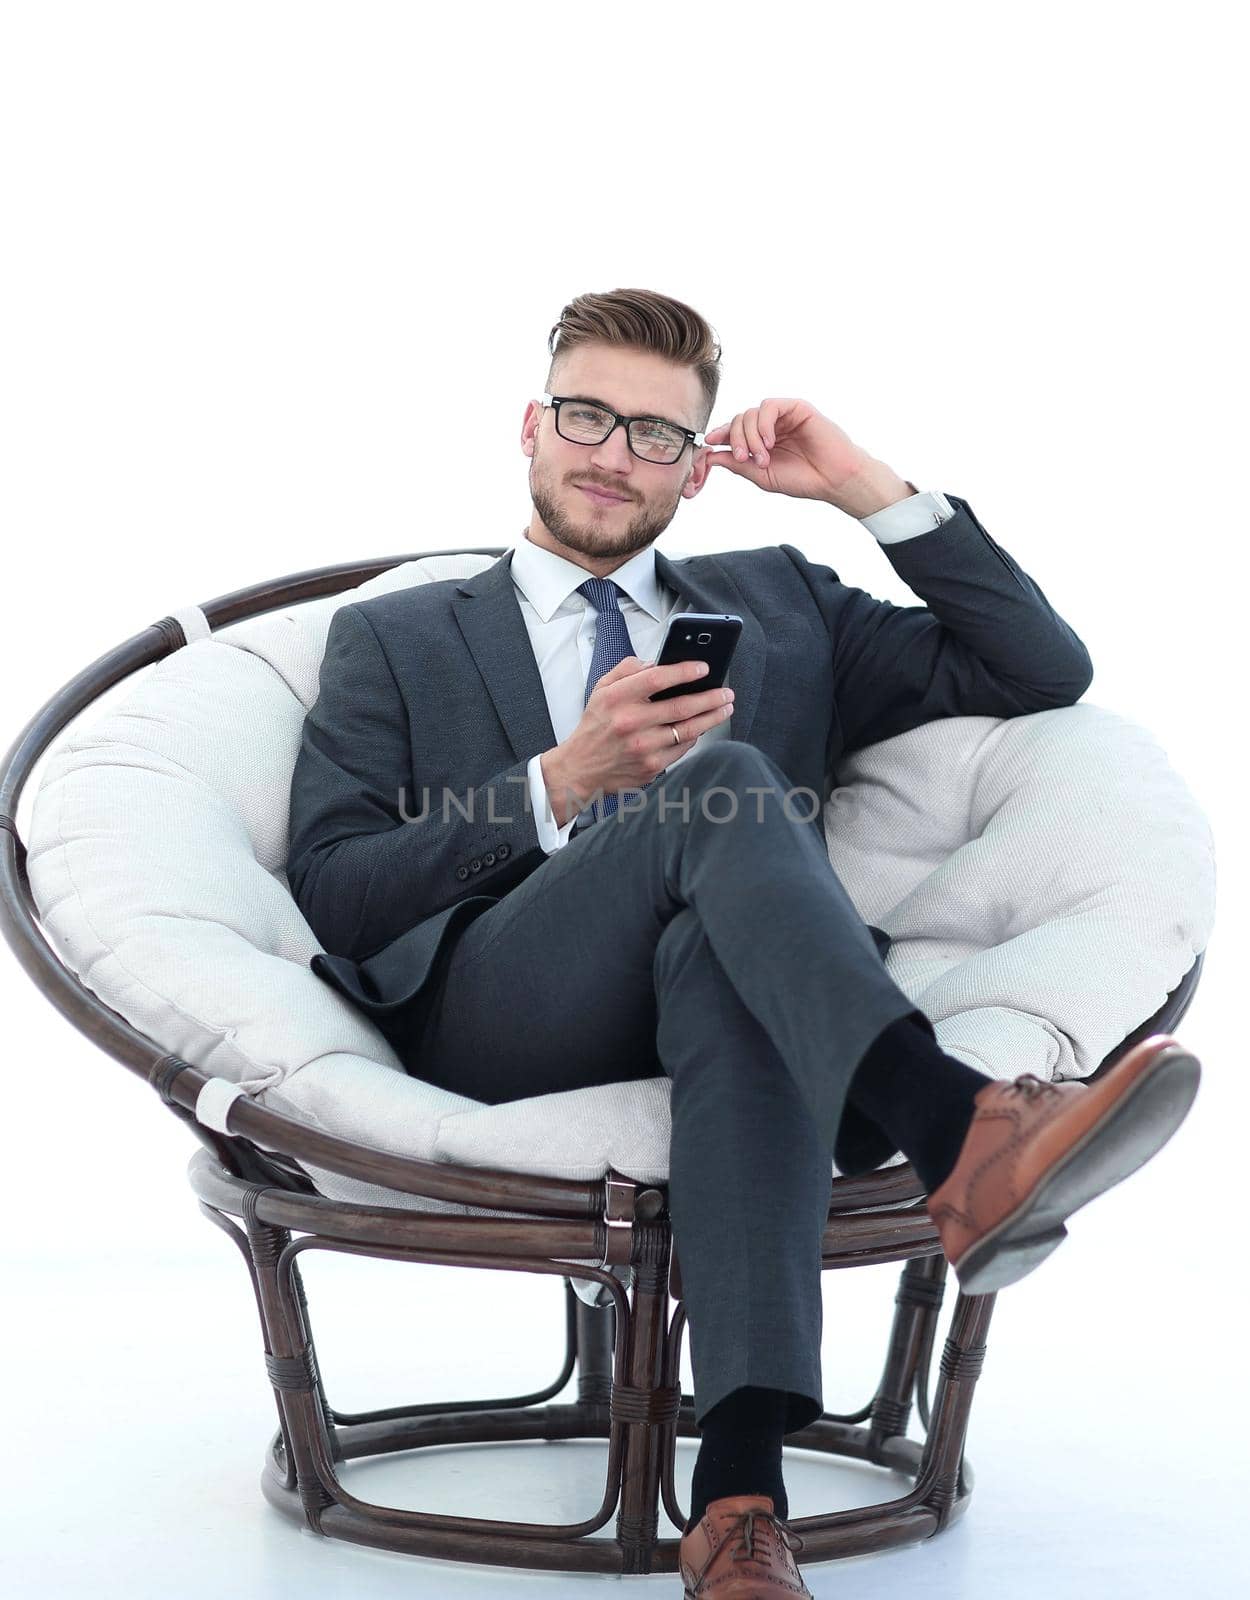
xmin=0 ymin=547 xmax=1205 ymax=1578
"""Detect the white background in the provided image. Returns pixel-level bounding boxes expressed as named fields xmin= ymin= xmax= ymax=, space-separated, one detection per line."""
xmin=1 ymin=3 xmax=1245 ymax=1596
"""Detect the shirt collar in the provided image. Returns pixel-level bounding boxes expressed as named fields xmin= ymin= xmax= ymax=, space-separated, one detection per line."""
xmin=509 ymin=527 xmax=668 ymax=623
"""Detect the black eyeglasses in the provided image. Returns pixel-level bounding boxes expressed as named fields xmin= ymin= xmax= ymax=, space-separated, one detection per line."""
xmin=541 ymin=393 xmax=705 ymax=465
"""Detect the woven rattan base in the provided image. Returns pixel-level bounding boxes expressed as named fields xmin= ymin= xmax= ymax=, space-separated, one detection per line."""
xmin=192 ymin=1149 xmax=992 ymax=1577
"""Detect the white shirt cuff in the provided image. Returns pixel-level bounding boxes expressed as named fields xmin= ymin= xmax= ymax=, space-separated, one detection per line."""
xmin=860 ymin=487 xmax=955 ymax=544
xmin=528 ymin=753 xmax=579 ymax=853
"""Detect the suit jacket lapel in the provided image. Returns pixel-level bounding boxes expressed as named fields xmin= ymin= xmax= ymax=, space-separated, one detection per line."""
xmin=450 ymin=544 xmax=766 ymax=764
xmin=451 ymin=550 xmax=558 ymax=764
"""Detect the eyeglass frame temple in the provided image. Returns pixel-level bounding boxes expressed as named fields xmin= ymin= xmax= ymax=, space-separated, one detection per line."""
xmin=540 ymin=393 xmax=706 ymax=457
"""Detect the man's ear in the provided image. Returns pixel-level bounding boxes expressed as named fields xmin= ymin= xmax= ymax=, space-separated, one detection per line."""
xmin=681 ymin=447 xmax=715 ymax=499
xmin=521 ymin=398 xmax=540 ymax=456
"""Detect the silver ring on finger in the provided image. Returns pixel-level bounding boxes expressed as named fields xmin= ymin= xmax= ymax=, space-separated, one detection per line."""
xmin=670 ymin=724 xmax=681 ymax=745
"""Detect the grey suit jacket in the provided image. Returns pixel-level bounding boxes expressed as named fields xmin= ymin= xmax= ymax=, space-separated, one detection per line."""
xmin=287 ymin=493 xmax=1093 ymax=1041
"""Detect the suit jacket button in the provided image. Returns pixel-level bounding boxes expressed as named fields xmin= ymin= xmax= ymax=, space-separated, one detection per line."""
xmin=483 ymin=851 xmax=496 ymax=866
xmin=496 ymin=843 xmax=510 ymax=859
xmin=469 ymin=858 xmax=482 ymax=872
xmin=456 ymin=865 xmax=469 ymax=881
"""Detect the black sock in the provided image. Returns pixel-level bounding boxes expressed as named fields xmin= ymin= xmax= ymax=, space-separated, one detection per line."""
xmin=684 ymin=1384 xmax=790 ymax=1534
xmin=847 ymin=1012 xmax=993 ymax=1194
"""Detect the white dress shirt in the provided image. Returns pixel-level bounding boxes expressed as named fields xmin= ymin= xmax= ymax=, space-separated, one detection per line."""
xmin=514 ymin=488 xmax=956 ymax=852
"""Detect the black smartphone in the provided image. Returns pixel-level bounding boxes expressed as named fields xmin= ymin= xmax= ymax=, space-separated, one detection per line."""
xmin=648 ymin=612 xmax=743 ymax=701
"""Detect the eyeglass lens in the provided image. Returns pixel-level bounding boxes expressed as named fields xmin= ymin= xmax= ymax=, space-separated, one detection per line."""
xmin=557 ymin=402 xmax=686 ymax=463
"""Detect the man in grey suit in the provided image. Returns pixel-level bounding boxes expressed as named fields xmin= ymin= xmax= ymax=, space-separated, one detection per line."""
xmin=287 ymin=288 xmax=1198 ymax=1592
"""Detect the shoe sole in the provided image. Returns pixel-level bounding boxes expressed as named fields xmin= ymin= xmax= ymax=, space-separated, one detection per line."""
xmin=953 ymin=1043 xmax=1200 ymax=1296
xmin=683 ymin=1582 xmax=812 ymax=1600
xmin=683 ymin=1574 xmax=812 ymax=1600
xmin=681 ymin=1555 xmax=813 ymax=1600
xmin=683 ymin=1586 xmax=811 ymax=1599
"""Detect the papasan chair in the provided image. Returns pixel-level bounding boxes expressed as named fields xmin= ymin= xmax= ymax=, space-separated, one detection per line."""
xmin=0 ymin=543 xmax=1215 ymax=1579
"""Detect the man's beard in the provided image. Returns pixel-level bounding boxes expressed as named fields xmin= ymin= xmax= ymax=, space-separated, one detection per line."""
xmin=529 ymin=461 xmax=683 ymax=562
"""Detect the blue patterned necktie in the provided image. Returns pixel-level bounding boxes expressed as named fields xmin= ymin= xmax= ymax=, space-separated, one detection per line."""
xmin=576 ymin=576 xmax=637 ymax=823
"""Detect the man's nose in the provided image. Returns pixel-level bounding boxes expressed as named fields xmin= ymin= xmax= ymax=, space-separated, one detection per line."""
xmin=589 ymin=421 xmax=635 ymax=472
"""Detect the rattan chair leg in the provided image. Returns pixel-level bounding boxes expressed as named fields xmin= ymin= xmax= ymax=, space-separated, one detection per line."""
xmin=612 ymin=1221 xmax=678 ymax=1572
xmin=574 ymin=1292 xmax=616 ymax=1410
xmin=914 ymin=1286 xmax=998 ymax=1530
xmin=869 ymin=1253 xmax=950 ymax=1449
xmin=240 ymin=1189 xmax=337 ymax=1529
xmin=199 ymin=1199 xmax=298 ymax=1490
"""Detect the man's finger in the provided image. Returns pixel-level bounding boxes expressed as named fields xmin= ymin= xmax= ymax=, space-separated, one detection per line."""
xmin=743 ymin=409 xmax=767 ymax=462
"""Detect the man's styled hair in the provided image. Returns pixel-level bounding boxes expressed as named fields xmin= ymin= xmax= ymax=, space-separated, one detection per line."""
xmin=545 ymin=287 xmax=723 ymax=431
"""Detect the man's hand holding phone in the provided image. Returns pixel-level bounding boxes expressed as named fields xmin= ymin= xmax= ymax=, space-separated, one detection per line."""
xmin=539 ymin=657 xmax=735 ymax=828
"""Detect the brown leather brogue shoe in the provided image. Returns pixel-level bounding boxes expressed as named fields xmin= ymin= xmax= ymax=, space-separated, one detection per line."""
xmin=926 ymin=1033 xmax=1200 ymax=1296
xmin=677 ymin=1494 xmax=811 ymax=1598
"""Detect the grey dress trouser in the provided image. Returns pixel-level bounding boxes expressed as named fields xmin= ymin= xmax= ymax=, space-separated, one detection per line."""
xmin=395 ymin=739 xmax=934 ymax=1434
